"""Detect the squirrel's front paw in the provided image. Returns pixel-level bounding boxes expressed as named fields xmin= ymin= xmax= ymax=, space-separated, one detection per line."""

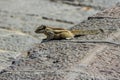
xmin=41 ymin=38 xmax=51 ymax=42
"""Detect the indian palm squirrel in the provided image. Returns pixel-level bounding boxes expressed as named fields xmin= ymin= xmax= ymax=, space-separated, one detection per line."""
xmin=35 ymin=25 xmax=103 ymax=40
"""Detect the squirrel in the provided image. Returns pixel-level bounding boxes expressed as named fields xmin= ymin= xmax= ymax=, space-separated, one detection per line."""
xmin=35 ymin=25 xmax=103 ymax=40
xmin=35 ymin=25 xmax=120 ymax=45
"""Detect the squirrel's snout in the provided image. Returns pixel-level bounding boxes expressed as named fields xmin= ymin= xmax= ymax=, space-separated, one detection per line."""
xmin=35 ymin=29 xmax=39 ymax=33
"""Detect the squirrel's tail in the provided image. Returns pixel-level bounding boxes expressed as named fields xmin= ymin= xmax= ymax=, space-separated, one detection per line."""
xmin=71 ymin=29 xmax=104 ymax=36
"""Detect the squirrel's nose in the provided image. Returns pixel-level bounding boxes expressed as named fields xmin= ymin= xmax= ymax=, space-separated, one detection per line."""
xmin=35 ymin=29 xmax=39 ymax=33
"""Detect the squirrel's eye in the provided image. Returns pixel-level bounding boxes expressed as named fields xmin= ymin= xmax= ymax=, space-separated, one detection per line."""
xmin=41 ymin=25 xmax=46 ymax=29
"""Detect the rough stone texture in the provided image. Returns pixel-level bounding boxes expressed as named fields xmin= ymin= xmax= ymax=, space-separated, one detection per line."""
xmin=0 ymin=51 xmax=20 ymax=71
xmin=0 ymin=0 xmax=120 ymax=80
xmin=0 ymin=0 xmax=110 ymax=71
xmin=0 ymin=42 xmax=96 ymax=80
xmin=52 ymin=0 xmax=120 ymax=10
xmin=87 ymin=45 xmax=120 ymax=79
xmin=91 ymin=3 xmax=120 ymax=18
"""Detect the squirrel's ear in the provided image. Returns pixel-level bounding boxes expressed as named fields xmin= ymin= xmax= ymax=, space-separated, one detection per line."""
xmin=40 ymin=25 xmax=46 ymax=29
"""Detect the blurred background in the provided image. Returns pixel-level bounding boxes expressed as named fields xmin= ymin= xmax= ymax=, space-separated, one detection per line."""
xmin=0 ymin=0 xmax=120 ymax=29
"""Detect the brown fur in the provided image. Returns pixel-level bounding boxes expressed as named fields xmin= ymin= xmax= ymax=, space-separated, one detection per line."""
xmin=35 ymin=25 xmax=102 ymax=40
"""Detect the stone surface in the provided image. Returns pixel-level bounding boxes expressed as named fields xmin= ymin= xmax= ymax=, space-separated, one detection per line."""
xmin=0 ymin=0 xmax=99 ymax=25
xmin=52 ymin=0 xmax=120 ymax=9
xmin=0 ymin=0 xmax=120 ymax=80
xmin=89 ymin=3 xmax=120 ymax=19
xmin=0 ymin=0 xmax=107 ymax=71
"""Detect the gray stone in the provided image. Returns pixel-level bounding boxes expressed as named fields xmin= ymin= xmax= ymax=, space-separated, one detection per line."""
xmin=0 ymin=0 xmax=120 ymax=80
